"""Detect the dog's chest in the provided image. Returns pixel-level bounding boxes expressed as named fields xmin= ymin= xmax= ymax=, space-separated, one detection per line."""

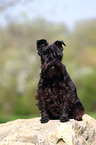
xmin=43 ymin=83 xmax=66 ymax=101
xmin=39 ymin=77 xmax=69 ymax=103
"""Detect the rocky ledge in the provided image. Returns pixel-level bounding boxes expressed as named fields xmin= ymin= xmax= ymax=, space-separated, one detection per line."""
xmin=0 ymin=114 xmax=96 ymax=145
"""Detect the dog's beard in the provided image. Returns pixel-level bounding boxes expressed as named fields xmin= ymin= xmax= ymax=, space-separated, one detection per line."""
xmin=41 ymin=60 xmax=64 ymax=79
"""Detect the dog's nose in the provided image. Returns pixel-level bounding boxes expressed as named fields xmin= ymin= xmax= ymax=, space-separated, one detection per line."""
xmin=47 ymin=47 xmax=56 ymax=59
xmin=49 ymin=51 xmax=56 ymax=59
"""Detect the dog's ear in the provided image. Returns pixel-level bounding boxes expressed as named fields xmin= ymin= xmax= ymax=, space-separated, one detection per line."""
xmin=54 ymin=40 xmax=66 ymax=50
xmin=36 ymin=39 xmax=49 ymax=56
xmin=36 ymin=39 xmax=48 ymax=48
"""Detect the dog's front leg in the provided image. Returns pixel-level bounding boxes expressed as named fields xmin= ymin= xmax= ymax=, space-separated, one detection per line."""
xmin=41 ymin=109 xmax=49 ymax=123
xmin=40 ymin=100 xmax=49 ymax=123
xmin=60 ymin=100 xmax=69 ymax=122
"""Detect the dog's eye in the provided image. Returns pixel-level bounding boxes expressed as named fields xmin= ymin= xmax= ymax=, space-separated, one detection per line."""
xmin=43 ymin=50 xmax=48 ymax=55
xmin=43 ymin=52 xmax=46 ymax=55
xmin=43 ymin=48 xmax=50 ymax=55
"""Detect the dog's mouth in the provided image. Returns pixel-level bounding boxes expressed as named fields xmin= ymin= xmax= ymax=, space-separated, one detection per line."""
xmin=47 ymin=59 xmax=59 ymax=67
xmin=48 ymin=63 xmax=55 ymax=69
xmin=41 ymin=61 xmax=64 ymax=79
xmin=50 ymin=66 xmax=55 ymax=69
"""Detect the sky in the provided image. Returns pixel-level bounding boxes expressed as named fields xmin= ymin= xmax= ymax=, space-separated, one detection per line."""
xmin=0 ymin=0 xmax=96 ymax=29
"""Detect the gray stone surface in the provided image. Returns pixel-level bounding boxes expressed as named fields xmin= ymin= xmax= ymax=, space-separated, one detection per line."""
xmin=0 ymin=114 xmax=96 ymax=145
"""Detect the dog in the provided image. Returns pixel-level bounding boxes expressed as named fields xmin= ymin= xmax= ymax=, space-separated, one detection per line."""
xmin=36 ymin=39 xmax=85 ymax=123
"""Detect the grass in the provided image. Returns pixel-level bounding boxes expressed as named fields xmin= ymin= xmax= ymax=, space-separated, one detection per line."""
xmin=0 ymin=114 xmax=40 ymax=123
xmin=87 ymin=112 xmax=96 ymax=119
xmin=0 ymin=112 xmax=96 ymax=123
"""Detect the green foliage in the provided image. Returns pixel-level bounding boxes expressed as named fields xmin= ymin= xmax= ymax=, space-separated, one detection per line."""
xmin=0 ymin=19 xmax=96 ymax=122
xmin=79 ymin=71 xmax=96 ymax=112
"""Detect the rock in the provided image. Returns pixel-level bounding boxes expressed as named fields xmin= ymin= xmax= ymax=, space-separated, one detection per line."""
xmin=0 ymin=114 xmax=96 ymax=145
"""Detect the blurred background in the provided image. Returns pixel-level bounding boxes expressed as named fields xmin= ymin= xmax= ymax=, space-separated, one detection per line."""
xmin=0 ymin=0 xmax=96 ymax=123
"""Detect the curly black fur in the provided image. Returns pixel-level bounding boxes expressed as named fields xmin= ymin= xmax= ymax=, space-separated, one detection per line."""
xmin=36 ymin=39 xmax=85 ymax=123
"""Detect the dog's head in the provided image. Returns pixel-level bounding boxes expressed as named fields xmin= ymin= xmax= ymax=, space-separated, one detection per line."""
xmin=36 ymin=39 xmax=66 ymax=78
xmin=36 ymin=39 xmax=66 ymax=64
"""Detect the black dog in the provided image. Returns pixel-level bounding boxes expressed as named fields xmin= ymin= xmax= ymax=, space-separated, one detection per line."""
xmin=36 ymin=39 xmax=85 ymax=123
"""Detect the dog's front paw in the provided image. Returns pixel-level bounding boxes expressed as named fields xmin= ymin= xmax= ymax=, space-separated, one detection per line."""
xmin=40 ymin=117 xmax=49 ymax=123
xmin=75 ymin=115 xmax=82 ymax=121
xmin=60 ymin=115 xmax=69 ymax=122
